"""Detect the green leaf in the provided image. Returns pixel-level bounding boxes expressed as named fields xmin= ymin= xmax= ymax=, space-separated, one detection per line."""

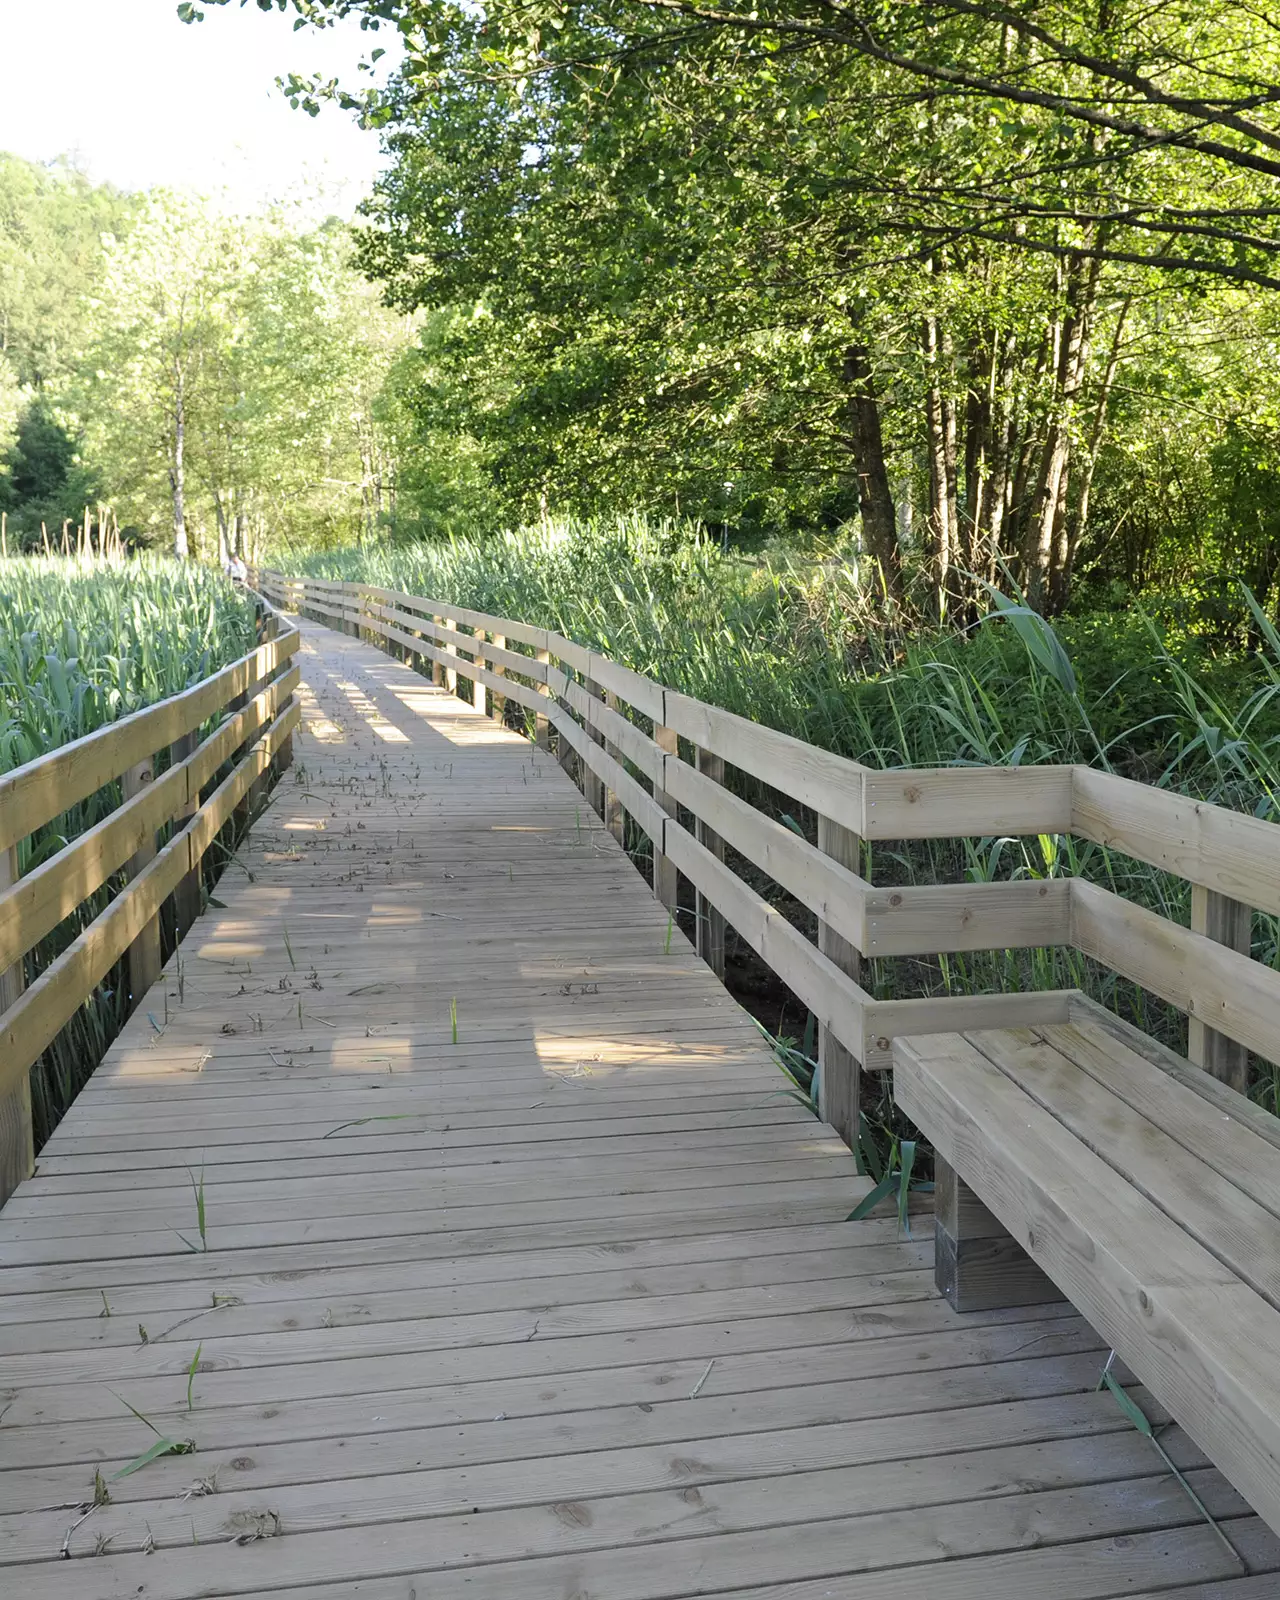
xmin=111 ymin=1436 xmax=196 ymax=1480
xmin=187 ymin=1342 xmax=203 ymax=1412
xmin=1101 ymin=1370 xmax=1153 ymax=1437
xmin=981 ymin=588 xmax=1078 ymax=697
xmin=1240 ymin=583 xmax=1280 ymax=667
xmin=846 ymin=1172 xmax=897 ymax=1221
xmin=896 ymin=1139 xmax=917 ymax=1237
xmin=1101 ymin=1370 xmax=1245 ymax=1572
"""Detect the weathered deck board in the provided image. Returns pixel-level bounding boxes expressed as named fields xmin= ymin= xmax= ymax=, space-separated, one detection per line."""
xmin=2 ymin=616 xmax=1277 ymax=1597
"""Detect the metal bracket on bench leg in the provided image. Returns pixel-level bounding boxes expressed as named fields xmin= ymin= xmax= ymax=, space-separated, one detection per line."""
xmin=934 ymin=1159 xmax=1065 ymax=1314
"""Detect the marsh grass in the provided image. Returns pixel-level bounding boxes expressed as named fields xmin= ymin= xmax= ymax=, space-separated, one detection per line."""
xmin=1 ymin=555 xmax=256 ymax=1144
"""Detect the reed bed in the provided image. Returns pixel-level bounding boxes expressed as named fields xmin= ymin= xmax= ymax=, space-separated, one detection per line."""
xmin=1 ymin=555 xmax=256 ymax=1142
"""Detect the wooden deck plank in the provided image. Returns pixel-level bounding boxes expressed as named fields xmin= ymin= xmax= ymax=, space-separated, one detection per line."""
xmin=3 ymin=615 xmax=1277 ymax=1597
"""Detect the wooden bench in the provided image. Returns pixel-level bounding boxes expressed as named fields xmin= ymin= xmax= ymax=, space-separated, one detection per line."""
xmin=894 ymin=998 xmax=1280 ymax=1540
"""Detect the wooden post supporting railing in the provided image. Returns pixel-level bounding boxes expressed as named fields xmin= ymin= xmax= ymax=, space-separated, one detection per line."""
xmin=430 ymin=615 xmax=444 ymax=687
xmin=247 ymin=611 xmax=278 ymax=817
xmin=443 ymin=617 xmax=458 ymax=694
xmin=472 ymin=630 xmax=486 ymax=714
xmin=652 ymin=721 xmax=679 ymax=913
xmin=123 ymin=758 xmax=162 ymax=1009
xmin=490 ymin=633 xmax=506 ymax=725
xmin=603 ymin=691 xmax=626 ymax=845
xmin=582 ymin=676 xmax=606 ymax=819
xmin=535 ymin=649 xmax=553 ymax=751
xmin=695 ymin=748 xmax=727 ymax=980
xmin=817 ymin=814 xmax=863 ymax=1148
xmin=1188 ymin=886 xmax=1251 ymax=1094
xmin=0 ymin=844 xmax=32 ymax=1205
xmin=168 ymin=731 xmax=202 ymax=940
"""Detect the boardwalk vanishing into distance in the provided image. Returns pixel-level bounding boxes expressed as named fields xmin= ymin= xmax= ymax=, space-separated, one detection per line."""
xmin=1 ymin=612 xmax=1278 ymax=1598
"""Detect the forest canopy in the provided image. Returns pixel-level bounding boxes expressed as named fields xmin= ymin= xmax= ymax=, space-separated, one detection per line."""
xmin=0 ymin=152 xmax=411 ymax=560
xmin=181 ymin=0 xmax=1280 ymax=622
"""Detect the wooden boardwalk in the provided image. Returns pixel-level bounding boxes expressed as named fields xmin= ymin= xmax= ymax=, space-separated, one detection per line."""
xmin=1 ymin=615 xmax=1277 ymax=1599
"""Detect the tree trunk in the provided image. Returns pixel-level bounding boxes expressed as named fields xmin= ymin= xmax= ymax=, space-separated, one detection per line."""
xmin=922 ymin=314 xmax=960 ymax=622
xmin=962 ymin=337 xmax=991 ymax=566
xmin=842 ymin=344 xmax=903 ymax=601
xmin=171 ymin=366 xmax=188 ymax=560
xmin=211 ymin=487 xmax=230 ymax=568
xmin=1024 ymin=251 xmax=1103 ymax=612
xmin=1059 ymin=295 xmax=1130 ymax=608
xmin=984 ymin=331 xmax=1019 ymax=583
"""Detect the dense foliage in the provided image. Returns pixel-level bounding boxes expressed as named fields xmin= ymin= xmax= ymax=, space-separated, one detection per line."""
xmin=196 ymin=0 xmax=1280 ymax=625
xmin=0 ymin=153 xmax=413 ymax=559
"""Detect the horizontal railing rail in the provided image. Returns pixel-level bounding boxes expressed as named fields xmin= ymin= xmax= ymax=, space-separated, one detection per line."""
xmin=0 ymin=596 xmax=300 ymax=1202
xmin=259 ymin=568 xmax=1277 ymax=1141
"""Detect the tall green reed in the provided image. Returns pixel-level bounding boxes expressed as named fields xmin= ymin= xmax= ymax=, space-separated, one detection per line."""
xmin=1 ymin=555 xmax=256 ymax=1144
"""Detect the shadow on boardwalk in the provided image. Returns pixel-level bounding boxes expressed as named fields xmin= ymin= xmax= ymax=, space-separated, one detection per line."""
xmin=0 ymin=616 xmax=1274 ymax=1598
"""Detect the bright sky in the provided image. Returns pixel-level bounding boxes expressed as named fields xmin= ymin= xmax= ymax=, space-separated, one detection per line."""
xmin=0 ymin=0 xmax=397 ymax=215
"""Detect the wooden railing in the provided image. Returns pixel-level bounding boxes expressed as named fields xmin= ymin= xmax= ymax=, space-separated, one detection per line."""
xmin=259 ymin=569 xmax=1280 ymax=1141
xmin=0 ymin=599 xmax=300 ymax=1203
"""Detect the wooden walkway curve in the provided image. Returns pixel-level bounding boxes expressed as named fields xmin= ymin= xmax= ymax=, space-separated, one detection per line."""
xmin=1 ymin=615 xmax=1277 ymax=1598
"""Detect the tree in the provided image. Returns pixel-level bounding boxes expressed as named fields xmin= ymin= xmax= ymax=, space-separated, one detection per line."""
xmin=193 ymin=0 xmax=1280 ymax=289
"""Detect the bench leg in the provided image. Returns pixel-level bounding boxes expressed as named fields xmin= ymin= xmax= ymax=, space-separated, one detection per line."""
xmin=934 ymin=1158 xmax=1064 ymax=1313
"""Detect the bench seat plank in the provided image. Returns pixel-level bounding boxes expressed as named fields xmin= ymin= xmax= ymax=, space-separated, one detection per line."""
xmin=1048 ymin=1013 xmax=1280 ymax=1217
xmin=894 ymin=1026 xmax=1280 ymax=1539
xmin=969 ymin=1026 xmax=1280 ymax=1310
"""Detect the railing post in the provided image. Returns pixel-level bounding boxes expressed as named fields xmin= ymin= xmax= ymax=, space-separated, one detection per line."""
xmin=247 ymin=613 xmax=278 ymax=818
xmin=652 ymin=721 xmax=678 ymax=913
xmin=275 ymin=640 xmax=295 ymax=776
xmin=695 ymin=748 xmax=727 ymax=981
xmin=430 ymin=616 xmax=444 ymax=686
xmin=582 ymin=676 xmax=606 ymax=819
xmin=471 ymin=630 xmax=486 ymax=714
xmin=0 ymin=843 xmax=34 ymax=1206
xmin=123 ymin=758 xmax=162 ymax=1008
xmin=817 ymin=814 xmax=863 ymax=1148
xmin=528 ymin=646 xmax=553 ymax=752
xmin=168 ymin=731 xmax=202 ymax=940
xmin=490 ymin=633 xmax=506 ymax=725
xmin=535 ymin=649 xmax=556 ymax=754
xmin=1189 ymin=886 xmax=1251 ymax=1094
xmin=443 ymin=617 xmax=458 ymax=694
xmin=603 ymin=691 xmax=625 ymax=845
xmin=234 ymin=608 xmax=265 ymax=836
